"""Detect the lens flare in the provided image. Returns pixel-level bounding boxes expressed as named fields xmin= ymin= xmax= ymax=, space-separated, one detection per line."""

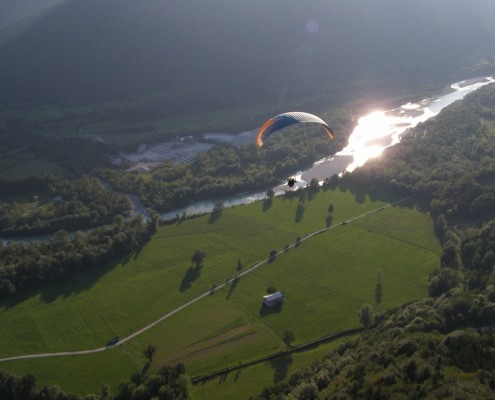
xmin=305 ymin=20 xmax=319 ymax=34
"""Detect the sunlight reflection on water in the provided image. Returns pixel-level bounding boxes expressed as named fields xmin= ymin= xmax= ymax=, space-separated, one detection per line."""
xmin=161 ymin=76 xmax=495 ymax=220
xmin=140 ymin=77 xmax=495 ymax=220
xmin=302 ymin=76 xmax=495 ymax=180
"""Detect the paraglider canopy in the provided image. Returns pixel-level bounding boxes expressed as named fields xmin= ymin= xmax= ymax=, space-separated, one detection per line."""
xmin=256 ymin=111 xmax=334 ymax=148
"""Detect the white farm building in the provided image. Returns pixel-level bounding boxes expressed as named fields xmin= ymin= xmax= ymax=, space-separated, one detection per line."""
xmin=263 ymin=291 xmax=284 ymax=307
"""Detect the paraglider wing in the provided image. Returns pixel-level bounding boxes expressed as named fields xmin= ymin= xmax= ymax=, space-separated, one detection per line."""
xmin=256 ymin=112 xmax=334 ymax=148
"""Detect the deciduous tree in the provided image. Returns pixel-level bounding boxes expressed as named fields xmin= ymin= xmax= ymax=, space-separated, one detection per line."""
xmin=282 ymin=329 xmax=296 ymax=350
xmin=142 ymin=343 xmax=156 ymax=362
xmin=359 ymin=303 xmax=374 ymax=329
xmin=191 ymin=249 xmax=207 ymax=267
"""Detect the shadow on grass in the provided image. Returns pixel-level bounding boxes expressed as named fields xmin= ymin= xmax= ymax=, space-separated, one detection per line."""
xmin=219 ymin=371 xmax=229 ymax=383
xmin=281 ymin=191 xmax=297 ymax=202
xmin=338 ymin=180 xmax=415 ymax=209
xmin=308 ymin=188 xmax=319 ymax=201
xmin=226 ymin=277 xmax=240 ymax=300
xmin=131 ymin=242 xmax=146 ymax=261
xmin=268 ymin=353 xmax=293 ymax=383
xmin=179 ymin=265 xmax=203 ymax=292
xmin=262 ymin=198 xmax=273 ymax=211
xmin=141 ymin=361 xmax=151 ymax=375
xmin=208 ymin=209 xmax=223 ymax=224
xmin=342 ymin=182 xmax=367 ymax=204
xmin=233 ymin=368 xmax=242 ymax=382
xmin=259 ymin=302 xmax=283 ymax=317
xmin=326 ymin=215 xmax=333 ymax=228
xmin=268 ymin=249 xmax=277 ymax=264
xmin=375 ymin=280 xmax=383 ymax=304
xmin=1 ymin=249 xmax=143 ymax=309
xmin=295 ymin=204 xmax=305 ymax=223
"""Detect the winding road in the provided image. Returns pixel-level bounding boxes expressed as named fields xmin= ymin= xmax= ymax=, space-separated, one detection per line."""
xmin=0 ymin=196 xmax=410 ymax=363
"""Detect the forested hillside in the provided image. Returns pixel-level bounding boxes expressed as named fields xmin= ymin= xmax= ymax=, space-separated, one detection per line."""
xmin=0 ymin=0 xmax=63 ymax=28
xmin=352 ymin=84 xmax=495 ymax=223
xmin=251 ymin=81 xmax=495 ymax=400
xmin=2 ymin=82 xmax=494 ymax=400
xmin=253 ymin=292 xmax=495 ymax=399
xmin=0 ymin=1 xmax=495 ymax=398
xmin=1 ymin=0 xmax=495 ymax=106
xmin=0 ymin=363 xmax=190 ymax=400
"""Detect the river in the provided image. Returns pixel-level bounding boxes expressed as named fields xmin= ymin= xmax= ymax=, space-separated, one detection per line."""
xmin=159 ymin=76 xmax=495 ymax=220
xmin=4 ymin=76 xmax=494 ymax=243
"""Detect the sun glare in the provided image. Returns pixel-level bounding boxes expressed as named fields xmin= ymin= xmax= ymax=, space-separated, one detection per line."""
xmin=341 ymin=110 xmax=391 ymax=171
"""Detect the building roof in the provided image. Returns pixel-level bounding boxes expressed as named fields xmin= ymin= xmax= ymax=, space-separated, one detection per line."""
xmin=263 ymin=291 xmax=284 ymax=302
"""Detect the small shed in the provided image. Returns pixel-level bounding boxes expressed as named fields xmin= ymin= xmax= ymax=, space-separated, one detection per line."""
xmin=263 ymin=291 xmax=284 ymax=307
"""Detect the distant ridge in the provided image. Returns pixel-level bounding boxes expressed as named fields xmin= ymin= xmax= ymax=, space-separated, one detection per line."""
xmin=0 ymin=0 xmax=494 ymax=105
xmin=0 ymin=0 xmax=64 ymax=29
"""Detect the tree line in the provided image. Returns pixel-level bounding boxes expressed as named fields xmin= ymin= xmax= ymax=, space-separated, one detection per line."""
xmin=0 ymin=176 xmax=131 ymax=236
xmin=0 ymin=118 xmax=113 ymax=175
xmin=0 ymin=362 xmax=189 ymax=400
xmin=0 ymin=215 xmax=157 ymax=300
xmin=251 ymin=78 xmax=495 ymax=400
xmin=253 ymin=289 xmax=495 ymax=400
xmin=99 ymin=109 xmax=354 ymax=212
xmin=350 ymin=84 xmax=495 ymax=221
xmin=347 ymin=84 xmax=495 ymax=298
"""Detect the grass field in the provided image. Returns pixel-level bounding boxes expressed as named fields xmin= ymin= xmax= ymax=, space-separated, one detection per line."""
xmin=0 ymin=186 xmax=441 ymax=398
xmin=190 ymin=335 xmax=357 ymax=400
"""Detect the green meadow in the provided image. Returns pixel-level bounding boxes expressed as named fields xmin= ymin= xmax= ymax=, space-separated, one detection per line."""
xmin=0 ymin=186 xmax=441 ymax=397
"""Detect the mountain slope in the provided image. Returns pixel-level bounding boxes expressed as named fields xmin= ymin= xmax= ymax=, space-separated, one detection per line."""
xmin=0 ymin=0 xmax=64 ymax=28
xmin=0 ymin=0 xmax=65 ymax=48
xmin=0 ymin=0 xmax=494 ymax=105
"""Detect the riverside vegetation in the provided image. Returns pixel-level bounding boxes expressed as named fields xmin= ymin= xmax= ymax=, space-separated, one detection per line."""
xmin=249 ymin=74 xmax=495 ymax=400
xmin=1 ymin=1 xmax=495 ymax=398
xmin=0 ymin=83 xmax=494 ymax=400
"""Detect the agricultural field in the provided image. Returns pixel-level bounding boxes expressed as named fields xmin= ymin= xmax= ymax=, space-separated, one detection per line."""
xmin=0 ymin=185 xmax=441 ymax=397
